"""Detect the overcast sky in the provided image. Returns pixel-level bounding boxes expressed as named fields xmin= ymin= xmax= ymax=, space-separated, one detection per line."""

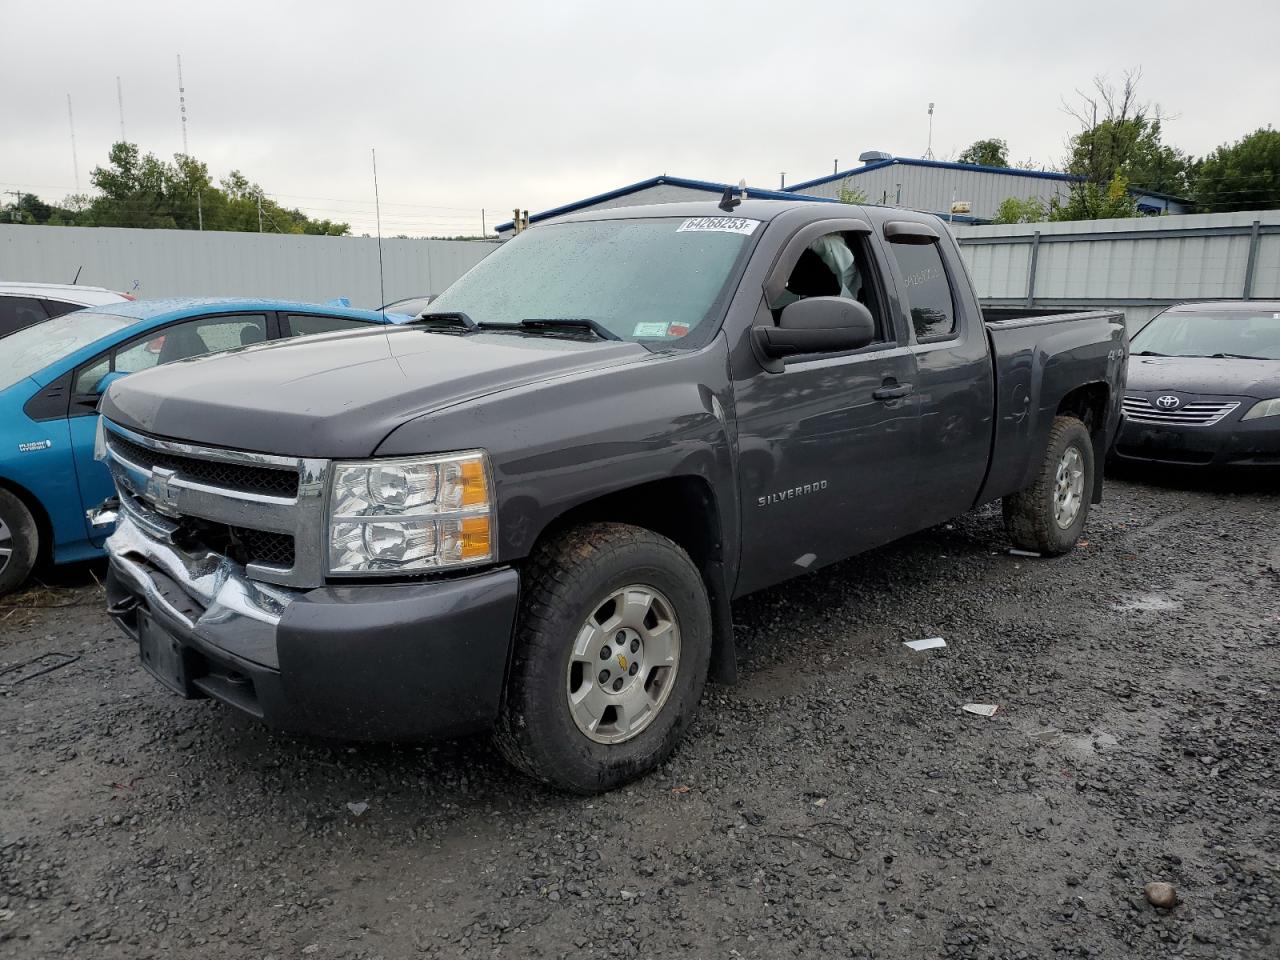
xmin=3 ymin=0 xmax=1277 ymax=236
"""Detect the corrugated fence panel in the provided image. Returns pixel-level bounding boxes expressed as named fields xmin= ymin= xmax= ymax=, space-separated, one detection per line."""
xmin=952 ymin=211 xmax=1280 ymax=332
xmin=1253 ymin=235 xmax=1280 ymax=297
xmin=961 ymin=241 xmax=1031 ymax=299
xmin=0 ymin=225 xmax=496 ymax=307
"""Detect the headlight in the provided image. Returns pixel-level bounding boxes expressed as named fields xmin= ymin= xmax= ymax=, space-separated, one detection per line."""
xmin=1242 ymin=398 xmax=1280 ymax=421
xmin=327 ymin=451 xmax=494 ymax=575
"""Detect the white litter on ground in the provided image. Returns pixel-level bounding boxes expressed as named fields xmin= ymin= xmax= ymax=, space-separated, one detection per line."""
xmin=961 ymin=703 xmax=1000 ymax=717
xmin=1008 ymin=548 xmax=1041 ymax=558
xmin=903 ymin=637 xmax=947 ymax=652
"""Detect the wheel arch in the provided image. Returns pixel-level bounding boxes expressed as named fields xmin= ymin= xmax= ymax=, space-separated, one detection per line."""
xmin=1055 ymin=381 xmax=1110 ymax=503
xmin=524 ymin=475 xmax=738 ymax=684
xmin=0 ymin=475 xmax=54 ymax=565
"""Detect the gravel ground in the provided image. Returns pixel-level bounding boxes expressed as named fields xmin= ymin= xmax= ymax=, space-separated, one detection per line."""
xmin=1 ymin=473 xmax=1277 ymax=960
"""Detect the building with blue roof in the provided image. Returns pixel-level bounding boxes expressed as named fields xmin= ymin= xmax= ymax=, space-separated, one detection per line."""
xmin=783 ymin=153 xmax=1190 ymax=221
xmin=494 ymin=175 xmax=837 ymax=238
xmin=495 ymin=155 xmax=1189 ymax=237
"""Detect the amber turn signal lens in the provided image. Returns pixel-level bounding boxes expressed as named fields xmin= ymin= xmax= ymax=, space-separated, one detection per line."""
xmin=460 ymin=516 xmax=491 ymax=559
xmin=459 ymin=459 xmax=489 ymax=507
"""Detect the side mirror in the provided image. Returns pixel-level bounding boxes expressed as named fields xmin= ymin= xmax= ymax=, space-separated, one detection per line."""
xmin=94 ymin=370 xmax=130 ymax=395
xmin=754 ymin=297 xmax=876 ymax=360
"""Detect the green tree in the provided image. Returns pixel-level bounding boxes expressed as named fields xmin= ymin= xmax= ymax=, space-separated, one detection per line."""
xmin=1058 ymin=70 xmax=1192 ymax=218
xmin=4 ymin=141 xmax=353 ymax=235
xmin=958 ymin=138 xmax=1009 ymax=168
xmin=992 ymin=196 xmax=1047 ymax=224
xmin=837 ymin=182 xmax=869 ymax=204
xmin=1050 ymin=174 xmax=1137 ymax=221
xmin=1192 ymin=127 xmax=1280 ymax=212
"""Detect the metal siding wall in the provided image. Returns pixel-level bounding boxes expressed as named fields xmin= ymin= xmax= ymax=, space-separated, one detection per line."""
xmin=797 ymin=165 xmax=1070 ymax=219
xmin=0 ymin=225 xmax=496 ymax=307
xmin=951 ymin=211 xmax=1280 ymax=332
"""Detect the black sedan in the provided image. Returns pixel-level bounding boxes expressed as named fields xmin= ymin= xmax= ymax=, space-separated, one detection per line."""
xmin=1113 ymin=301 xmax=1280 ymax=467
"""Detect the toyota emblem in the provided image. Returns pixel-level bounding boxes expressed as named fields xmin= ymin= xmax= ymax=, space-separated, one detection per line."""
xmin=1155 ymin=395 xmax=1181 ymax=410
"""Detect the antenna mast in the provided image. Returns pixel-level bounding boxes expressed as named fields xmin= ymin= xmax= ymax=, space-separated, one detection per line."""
xmin=923 ymin=102 xmax=935 ymax=160
xmin=66 ymin=94 xmax=81 ymax=193
xmin=372 ymin=149 xmax=387 ymax=316
xmin=116 ymin=76 xmax=126 ymax=142
xmin=177 ymin=54 xmax=189 ymax=154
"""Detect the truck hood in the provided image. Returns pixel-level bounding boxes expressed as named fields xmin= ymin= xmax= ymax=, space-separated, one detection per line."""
xmin=101 ymin=326 xmax=651 ymax=457
xmin=1127 ymin=355 xmax=1280 ymax=399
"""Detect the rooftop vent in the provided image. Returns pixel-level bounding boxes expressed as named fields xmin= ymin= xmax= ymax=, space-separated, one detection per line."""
xmin=858 ymin=151 xmax=893 ymax=165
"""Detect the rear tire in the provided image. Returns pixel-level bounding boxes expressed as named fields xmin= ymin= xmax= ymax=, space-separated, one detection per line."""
xmin=1003 ymin=415 xmax=1094 ymax=556
xmin=495 ymin=523 xmax=712 ymax=794
xmin=0 ymin=489 xmax=39 ymax=598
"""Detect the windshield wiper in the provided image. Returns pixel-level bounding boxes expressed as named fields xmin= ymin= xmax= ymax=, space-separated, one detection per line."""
xmin=513 ymin=318 xmax=620 ymax=341
xmin=408 ymin=311 xmax=478 ymax=333
xmin=1208 ymin=352 xmax=1269 ymax=360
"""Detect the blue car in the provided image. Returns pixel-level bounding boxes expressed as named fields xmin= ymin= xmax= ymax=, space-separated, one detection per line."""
xmin=0 ymin=298 xmax=409 ymax=595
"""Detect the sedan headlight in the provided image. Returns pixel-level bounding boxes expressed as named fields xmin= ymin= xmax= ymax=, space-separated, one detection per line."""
xmin=327 ymin=451 xmax=493 ymax=575
xmin=1242 ymin=398 xmax=1280 ymax=421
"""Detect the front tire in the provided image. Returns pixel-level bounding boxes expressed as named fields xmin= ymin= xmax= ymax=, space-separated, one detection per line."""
xmin=0 ymin=489 xmax=39 ymax=598
xmin=1003 ymin=415 xmax=1094 ymax=556
xmin=495 ymin=523 xmax=712 ymax=794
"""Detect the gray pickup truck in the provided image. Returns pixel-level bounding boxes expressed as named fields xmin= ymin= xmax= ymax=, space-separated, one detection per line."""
xmin=98 ymin=199 xmax=1126 ymax=792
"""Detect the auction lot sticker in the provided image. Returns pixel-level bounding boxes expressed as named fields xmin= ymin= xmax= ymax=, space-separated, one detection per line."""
xmin=677 ymin=217 xmax=760 ymax=235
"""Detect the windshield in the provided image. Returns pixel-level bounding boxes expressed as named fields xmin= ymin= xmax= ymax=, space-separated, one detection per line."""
xmin=428 ymin=216 xmax=759 ymax=343
xmin=1131 ymin=309 xmax=1280 ymax=361
xmin=0 ymin=311 xmax=134 ymax=393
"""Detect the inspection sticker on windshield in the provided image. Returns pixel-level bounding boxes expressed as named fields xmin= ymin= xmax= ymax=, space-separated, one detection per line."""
xmin=677 ymin=216 xmax=760 ymax=235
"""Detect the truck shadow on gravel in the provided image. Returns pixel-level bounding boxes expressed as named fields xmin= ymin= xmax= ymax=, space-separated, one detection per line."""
xmin=192 ymin=503 xmax=1018 ymax=804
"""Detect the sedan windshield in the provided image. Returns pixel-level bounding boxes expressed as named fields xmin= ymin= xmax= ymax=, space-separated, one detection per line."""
xmin=1131 ymin=309 xmax=1280 ymax=361
xmin=0 ymin=311 xmax=134 ymax=393
xmin=427 ymin=216 xmax=759 ymax=344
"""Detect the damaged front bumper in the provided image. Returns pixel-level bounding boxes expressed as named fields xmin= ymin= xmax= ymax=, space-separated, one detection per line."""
xmin=105 ymin=513 xmax=521 ymax=740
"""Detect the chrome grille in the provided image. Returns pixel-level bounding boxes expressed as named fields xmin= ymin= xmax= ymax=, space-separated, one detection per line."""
xmin=101 ymin=421 xmax=328 ymax=588
xmin=1122 ymin=397 xmax=1240 ymax=427
xmin=107 ymin=431 xmax=300 ymax=497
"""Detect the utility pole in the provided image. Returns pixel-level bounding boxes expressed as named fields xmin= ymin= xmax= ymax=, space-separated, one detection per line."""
xmin=4 ymin=189 xmax=22 ymax=222
xmin=197 ymin=191 xmax=203 ymax=230
xmin=257 ymin=191 xmax=263 ymax=232
xmin=66 ymin=94 xmax=81 ymax=193
xmin=924 ymin=102 xmax=935 ymax=160
xmin=481 ymin=209 xmax=486 ymax=236
xmin=834 ymin=159 xmax=839 ymax=174
xmin=779 ymin=172 xmax=786 ymax=189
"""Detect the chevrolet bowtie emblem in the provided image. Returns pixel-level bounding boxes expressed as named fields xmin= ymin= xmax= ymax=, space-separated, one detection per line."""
xmin=616 ymin=654 xmax=628 ymax=671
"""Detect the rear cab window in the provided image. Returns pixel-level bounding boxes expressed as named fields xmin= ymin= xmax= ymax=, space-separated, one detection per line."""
xmin=888 ymin=241 xmax=957 ymax=341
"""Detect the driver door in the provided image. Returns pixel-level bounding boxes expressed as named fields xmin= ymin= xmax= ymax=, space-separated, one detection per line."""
xmin=732 ymin=221 xmax=920 ymax=596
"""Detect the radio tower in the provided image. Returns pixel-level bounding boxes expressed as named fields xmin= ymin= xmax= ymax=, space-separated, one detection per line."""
xmin=66 ymin=94 xmax=81 ymax=193
xmin=116 ymin=76 xmax=126 ymax=142
xmin=177 ymin=54 xmax=189 ymax=155
xmin=923 ymin=102 xmax=935 ymax=160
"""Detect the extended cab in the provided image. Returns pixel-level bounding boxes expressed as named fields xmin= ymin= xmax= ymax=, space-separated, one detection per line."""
xmin=98 ymin=200 xmax=1126 ymax=792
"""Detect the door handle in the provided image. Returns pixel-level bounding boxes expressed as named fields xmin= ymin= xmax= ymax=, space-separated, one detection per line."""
xmin=873 ymin=382 xmax=913 ymax=401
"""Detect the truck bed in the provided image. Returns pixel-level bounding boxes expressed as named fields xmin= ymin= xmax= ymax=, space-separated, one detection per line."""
xmin=977 ymin=309 xmax=1128 ymax=505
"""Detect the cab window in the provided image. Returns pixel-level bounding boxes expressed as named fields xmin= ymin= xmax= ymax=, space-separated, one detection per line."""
xmin=889 ymin=241 xmax=956 ymax=341
xmin=773 ymin=232 xmax=889 ymax=344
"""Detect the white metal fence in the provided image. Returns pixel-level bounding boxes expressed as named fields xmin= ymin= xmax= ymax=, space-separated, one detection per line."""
xmin=0 ymin=224 xmax=497 ymax=308
xmin=952 ymin=211 xmax=1280 ymax=332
